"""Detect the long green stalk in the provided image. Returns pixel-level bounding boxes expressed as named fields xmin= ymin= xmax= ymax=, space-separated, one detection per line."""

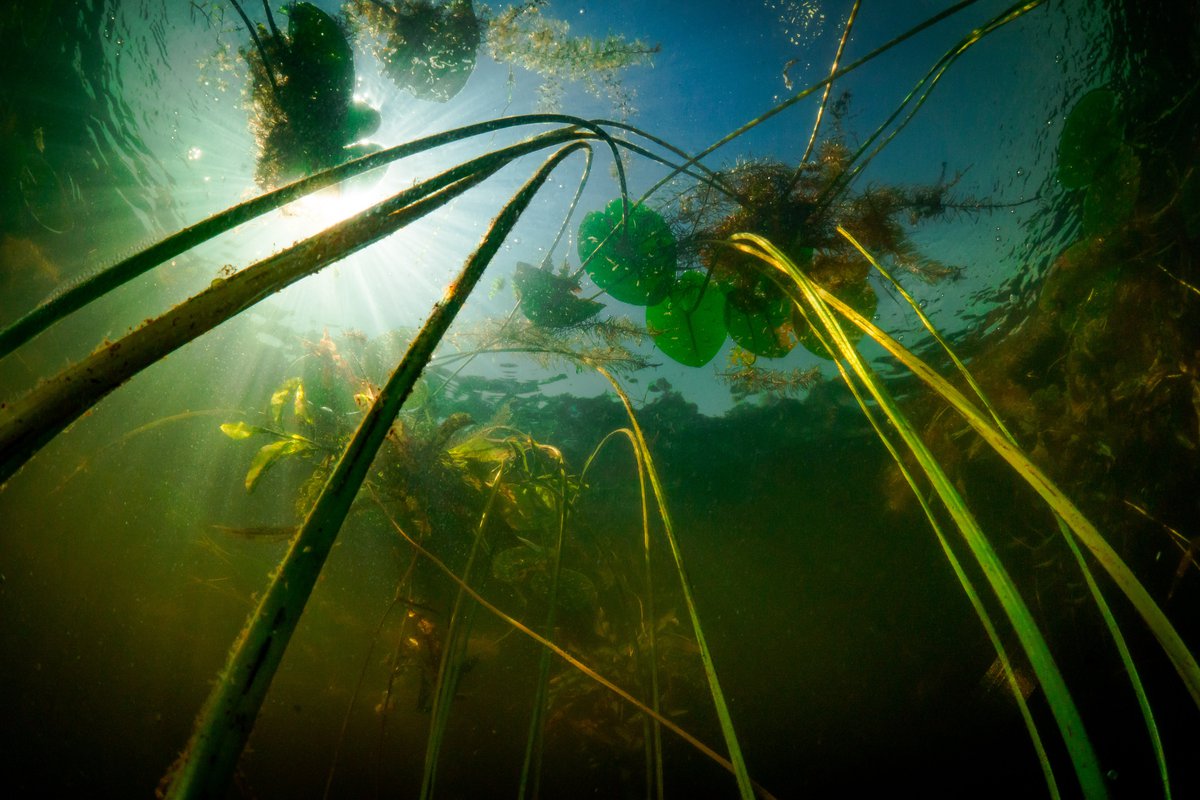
xmin=837 ymin=226 xmax=1170 ymax=797
xmin=733 ymin=233 xmax=1107 ymax=798
xmin=370 ymin=494 xmax=777 ymax=799
xmin=517 ymin=453 xmax=570 ymax=800
xmin=0 ymin=114 xmax=629 ymax=361
xmin=744 ymin=235 xmax=1200 ymax=714
xmin=792 ymin=290 xmax=1060 ymax=799
xmin=420 ymin=465 xmax=506 ymax=800
xmin=579 ymin=428 xmax=664 ymax=800
xmin=591 ymin=365 xmax=755 ymax=800
xmin=0 ymin=128 xmax=586 ymax=488
xmin=161 ymin=143 xmax=588 ymax=799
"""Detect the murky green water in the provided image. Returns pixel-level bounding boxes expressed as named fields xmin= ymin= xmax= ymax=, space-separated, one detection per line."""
xmin=1 ymin=1 xmax=1198 ymax=797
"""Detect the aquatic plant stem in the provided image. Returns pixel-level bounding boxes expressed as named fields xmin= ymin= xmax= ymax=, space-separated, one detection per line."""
xmin=733 ymin=234 xmax=1106 ymax=798
xmin=796 ymin=0 xmax=861 ymax=169
xmin=791 ymin=292 xmax=1061 ymax=799
xmin=420 ymin=465 xmax=506 ymax=800
xmin=837 ymin=226 xmax=1171 ymax=797
xmin=0 ymin=128 xmax=585 ymax=488
xmin=627 ymin=0 xmax=985 ymax=208
xmin=590 ymin=365 xmax=755 ymax=800
xmin=160 ymin=143 xmax=588 ymax=800
xmin=743 ymin=235 xmax=1200 ymax=713
xmin=369 ymin=493 xmax=777 ymax=799
xmin=814 ymin=0 xmax=1046 ymax=213
xmin=0 ymin=114 xmax=623 ymax=362
xmin=579 ymin=428 xmax=664 ymax=799
xmin=517 ymin=458 xmax=570 ymax=800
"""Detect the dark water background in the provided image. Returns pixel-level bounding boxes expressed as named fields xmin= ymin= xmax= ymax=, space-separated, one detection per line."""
xmin=1 ymin=1 xmax=1198 ymax=798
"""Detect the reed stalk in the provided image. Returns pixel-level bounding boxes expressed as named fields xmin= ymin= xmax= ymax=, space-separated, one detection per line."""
xmin=161 ymin=143 xmax=589 ymax=799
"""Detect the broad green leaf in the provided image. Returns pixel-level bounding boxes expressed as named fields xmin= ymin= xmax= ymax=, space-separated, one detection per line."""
xmin=513 ymin=262 xmax=605 ymax=328
xmin=244 ymin=437 xmax=312 ymax=492
xmin=578 ymin=199 xmax=677 ymax=306
xmin=293 ymin=380 xmax=315 ymax=426
xmin=270 ymin=377 xmax=303 ymax=427
xmin=646 ymin=271 xmax=727 ymax=367
xmin=220 ymin=421 xmax=269 ymax=440
xmin=795 ymin=279 xmax=877 ymax=360
xmin=1058 ymin=87 xmax=1122 ymax=190
xmin=724 ymin=282 xmax=794 ymax=358
xmin=1082 ymin=144 xmax=1140 ymax=234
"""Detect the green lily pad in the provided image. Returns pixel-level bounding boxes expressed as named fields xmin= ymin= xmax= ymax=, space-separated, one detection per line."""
xmin=578 ymin=199 xmax=677 ymax=306
xmin=1058 ymin=87 xmax=1122 ymax=190
xmin=286 ymin=3 xmax=355 ymax=106
xmin=646 ymin=271 xmax=727 ymax=367
xmin=1082 ymin=144 xmax=1140 ymax=234
xmin=513 ymin=262 xmax=605 ymax=328
xmin=361 ymin=0 xmax=480 ymax=102
xmin=724 ymin=280 xmax=794 ymax=358
xmin=794 ymin=279 xmax=878 ymax=360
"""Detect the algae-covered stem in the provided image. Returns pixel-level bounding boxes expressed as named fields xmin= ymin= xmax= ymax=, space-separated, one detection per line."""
xmin=163 ymin=142 xmax=590 ymax=799
xmin=0 ymin=126 xmax=600 ymax=488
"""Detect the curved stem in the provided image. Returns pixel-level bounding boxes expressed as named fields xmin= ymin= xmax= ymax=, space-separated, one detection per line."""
xmin=0 ymin=128 xmax=586 ymax=487
xmin=0 ymin=114 xmax=621 ymax=361
xmin=161 ymin=142 xmax=589 ymax=800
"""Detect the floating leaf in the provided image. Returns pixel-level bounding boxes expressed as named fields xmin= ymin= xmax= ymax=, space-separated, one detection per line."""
xmin=1082 ymin=144 xmax=1140 ymax=234
xmin=646 ymin=270 xmax=727 ymax=367
xmin=244 ymin=437 xmax=312 ymax=492
xmin=352 ymin=0 xmax=480 ymax=102
xmin=513 ymin=262 xmax=605 ymax=328
xmin=1058 ymin=87 xmax=1122 ymax=190
xmin=794 ymin=278 xmax=878 ymax=360
xmin=286 ymin=3 xmax=355 ymax=107
xmin=724 ymin=280 xmax=794 ymax=359
xmin=220 ymin=421 xmax=269 ymax=440
xmin=578 ymin=199 xmax=677 ymax=306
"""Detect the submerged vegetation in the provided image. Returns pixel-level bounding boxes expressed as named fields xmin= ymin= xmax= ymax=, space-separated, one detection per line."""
xmin=1 ymin=0 xmax=1198 ymax=798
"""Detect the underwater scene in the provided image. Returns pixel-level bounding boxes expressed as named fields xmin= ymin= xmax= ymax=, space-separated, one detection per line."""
xmin=1 ymin=0 xmax=1198 ymax=797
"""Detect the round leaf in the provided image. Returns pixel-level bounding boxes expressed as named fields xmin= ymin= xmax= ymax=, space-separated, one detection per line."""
xmin=1082 ymin=144 xmax=1140 ymax=235
xmin=724 ymin=281 xmax=794 ymax=358
xmin=794 ymin=279 xmax=878 ymax=360
xmin=513 ymin=262 xmax=605 ymax=328
xmin=360 ymin=0 xmax=481 ymax=102
xmin=578 ymin=199 xmax=677 ymax=306
xmin=646 ymin=271 xmax=727 ymax=367
xmin=1058 ymin=88 xmax=1122 ymax=190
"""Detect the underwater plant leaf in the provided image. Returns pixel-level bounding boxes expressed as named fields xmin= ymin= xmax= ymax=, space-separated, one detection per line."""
xmin=513 ymin=261 xmax=605 ymax=328
xmin=1082 ymin=144 xmax=1140 ymax=234
xmin=269 ymin=377 xmax=303 ymax=428
xmin=244 ymin=437 xmax=312 ymax=492
xmin=1058 ymin=87 xmax=1122 ymax=190
xmin=578 ymin=199 xmax=677 ymax=306
xmin=794 ymin=279 xmax=876 ymax=360
xmin=219 ymin=421 xmax=270 ymax=440
xmin=349 ymin=0 xmax=480 ymax=102
xmin=646 ymin=271 xmax=727 ymax=367
xmin=724 ymin=281 xmax=794 ymax=358
xmin=735 ymin=234 xmax=1107 ymax=798
xmin=286 ymin=1 xmax=355 ymax=103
